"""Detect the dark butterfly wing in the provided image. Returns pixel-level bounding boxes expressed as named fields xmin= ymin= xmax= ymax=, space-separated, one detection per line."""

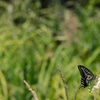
xmin=78 ymin=65 xmax=94 ymax=77
xmin=78 ymin=77 xmax=88 ymax=88
xmin=78 ymin=65 xmax=95 ymax=88
xmin=78 ymin=65 xmax=86 ymax=78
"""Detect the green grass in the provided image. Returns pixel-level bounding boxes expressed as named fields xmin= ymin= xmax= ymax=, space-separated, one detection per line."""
xmin=0 ymin=0 xmax=100 ymax=100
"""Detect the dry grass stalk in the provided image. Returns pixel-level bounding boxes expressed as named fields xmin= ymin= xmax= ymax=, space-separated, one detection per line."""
xmin=58 ymin=66 xmax=69 ymax=100
xmin=24 ymin=80 xmax=38 ymax=100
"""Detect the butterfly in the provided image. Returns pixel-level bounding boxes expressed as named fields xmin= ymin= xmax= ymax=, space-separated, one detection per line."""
xmin=78 ymin=65 xmax=96 ymax=89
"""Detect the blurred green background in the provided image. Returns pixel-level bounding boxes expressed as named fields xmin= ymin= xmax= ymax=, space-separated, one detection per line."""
xmin=0 ymin=0 xmax=100 ymax=100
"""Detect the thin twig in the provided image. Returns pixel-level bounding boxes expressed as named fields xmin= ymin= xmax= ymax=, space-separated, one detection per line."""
xmin=74 ymin=87 xmax=79 ymax=100
xmin=24 ymin=80 xmax=38 ymax=100
xmin=58 ymin=66 xmax=69 ymax=100
xmin=93 ymin=91 xmax=96 ymax=100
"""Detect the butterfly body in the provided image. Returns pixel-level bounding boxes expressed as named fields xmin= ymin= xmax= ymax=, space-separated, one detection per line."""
xmin=78 ymin=65 xmax=95 ymax=89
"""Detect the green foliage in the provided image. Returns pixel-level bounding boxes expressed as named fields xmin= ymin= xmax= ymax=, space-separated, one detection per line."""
xmin=0 ymin=0 xmax=100 ymax=100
